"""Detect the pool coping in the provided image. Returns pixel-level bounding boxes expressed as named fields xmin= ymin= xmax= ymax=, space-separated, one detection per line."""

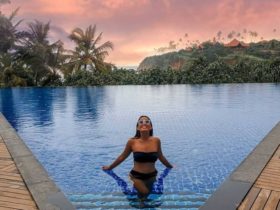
xmin=0 ymin=113 xmax=76 ymax=210
xmin=199 ymin=121 xmax=280 ymax=210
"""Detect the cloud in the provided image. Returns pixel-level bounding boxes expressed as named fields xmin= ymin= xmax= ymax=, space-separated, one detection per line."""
xmin=0 ymin=0 xmax=10 ymax=5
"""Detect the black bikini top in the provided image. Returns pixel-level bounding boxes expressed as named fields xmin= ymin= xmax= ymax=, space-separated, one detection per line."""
xmin=133 ymin=151 xmax=158 ymax=163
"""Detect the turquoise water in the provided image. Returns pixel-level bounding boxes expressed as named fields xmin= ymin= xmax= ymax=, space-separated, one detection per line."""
xmin=0 ymin=84 xmax=279 ymax=209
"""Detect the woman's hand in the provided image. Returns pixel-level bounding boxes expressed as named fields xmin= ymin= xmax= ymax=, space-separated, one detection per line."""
xmin=166 ymin=164 xmax=174 ymax=169
xmin=102 ymin=165 xmax=111 ymax=170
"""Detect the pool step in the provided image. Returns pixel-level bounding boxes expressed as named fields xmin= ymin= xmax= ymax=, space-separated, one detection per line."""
xmin=69 ymin=192 xmax=209 ymax=209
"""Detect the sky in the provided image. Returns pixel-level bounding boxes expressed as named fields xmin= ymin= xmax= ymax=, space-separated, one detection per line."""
xmin=1 ymin=0 xmax=280 ymax=67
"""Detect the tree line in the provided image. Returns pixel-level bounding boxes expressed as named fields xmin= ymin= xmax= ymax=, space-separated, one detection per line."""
xmin=65 ymin=57 xmax=280 ymax=86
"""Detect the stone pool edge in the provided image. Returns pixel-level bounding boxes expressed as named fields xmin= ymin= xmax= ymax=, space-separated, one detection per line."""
xmin=199 ymin=121 xmax=280 ymax=210
xmin=0 ymin=113 xmax=75 ymax=210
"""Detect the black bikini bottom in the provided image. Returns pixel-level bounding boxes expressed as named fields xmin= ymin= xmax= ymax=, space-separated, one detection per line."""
xmin=130 ymin=170 xmax=158 ymax=180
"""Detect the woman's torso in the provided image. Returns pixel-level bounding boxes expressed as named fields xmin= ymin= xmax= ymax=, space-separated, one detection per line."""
xmin=131 ymin=137 xmax=159 ymax=173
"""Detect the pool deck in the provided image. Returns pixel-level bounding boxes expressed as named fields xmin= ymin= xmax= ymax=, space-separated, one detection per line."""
xmin=0 ymin=113 xmax=75 ymax=210
xmin=200 ymin=121 xmax=280 ymax=210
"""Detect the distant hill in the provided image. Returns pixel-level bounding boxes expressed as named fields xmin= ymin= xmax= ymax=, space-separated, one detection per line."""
xmin=137 ymin=39 xmax=280 ymax=71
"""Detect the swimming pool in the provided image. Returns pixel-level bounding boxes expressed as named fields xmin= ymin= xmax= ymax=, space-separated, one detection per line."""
xmin=0 ymin=84 xmax=279 ymax=209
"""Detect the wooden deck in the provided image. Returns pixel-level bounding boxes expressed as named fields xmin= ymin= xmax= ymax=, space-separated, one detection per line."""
xmin=238 ymin=146 xmax=280 ymax=210
xmin=0 ymin=135 xmax=38 ymax=210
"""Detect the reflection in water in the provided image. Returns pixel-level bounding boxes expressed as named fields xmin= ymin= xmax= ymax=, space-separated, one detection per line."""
xmin=73 ymin=87 xmax=105 ymax=122
xmin=104 ymin=168 xmax=171 ymax=209
xmin=30 ymin=88 xmax=55 ymax=127
xmin=0 ymin=88 xmax=18 ymax=128
xmin=0 ymin=88 xmax=56 ymax=128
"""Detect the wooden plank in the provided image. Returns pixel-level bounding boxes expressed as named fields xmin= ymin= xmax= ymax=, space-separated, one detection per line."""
xmin=0 ymin=160 xmax=14 ymax=165
xmin=0 ymin=200 xmax=37 ymax=210
xmin=257 ymin=178 xmax=280 ymax=184
xmin=0 ymin=196 xmax=37 ymax=206
xmin=0 ymin=182 xmax=27 ymax=190
xmin=258 ymin=176 xmax=280 ymax=182
xmin=255 ymin=181 xmax=280 ymax=188
xmin=1 ymin=164 xmax=18 ymax=173
xmin=0 ymin=172 xmax=21 ymax=178
xmin=257 ymin=179 xmax=280 ymax=185
xmin=0 ymin=206 xmax=16 ymax=210
xmin=265 ymin=164 xmax=279 ymax=170
xmin=0 ymin=159 xmax=14 ymax=163
xmin=264 ymin=191 xmax=280 ymax=210
xmin=0 ymin=179 xmax=26 ymax=186
xmin=254 ymin=184 xmax=280 ymax=192
xmin=250 ymin=189 xmax=271 ymax=210
xmin=0 ymin=153 xmax=10 ymax=156
xmin=0 ymin=148 xmax=9 ymax=152
xmin=265 ymin=161 xmax=280 ymax=165
xmin=0 ymin=156 xmax=11 ymax=159
xmin=258 ymin=174 xmax=280 ymax=179
xmin=263 ymin=167 xmax=280 ymax=171
xmin=262 ymin=171 xmax=280 ymax=176
xmin=0 ymin=186 xmax=29 ymax=195
xmin=0 ymin=191 xmax=33 ymax=200
xmin=238 ymin=187 xmax=261 ymax=210
xmin=0 ymin=174 xmax=23 ymax=181
xmin=265 ymin=164 xmax=280 ymax=170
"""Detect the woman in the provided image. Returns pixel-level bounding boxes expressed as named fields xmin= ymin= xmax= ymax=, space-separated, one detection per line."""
xmin=102 ymin=115 xmax=173 ymax=199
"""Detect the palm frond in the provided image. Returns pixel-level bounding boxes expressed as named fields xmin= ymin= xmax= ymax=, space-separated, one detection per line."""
xmin=69 ymin=28 xmax=84 ymax=44
xmin=8 ymin=7 xmax=20 ymax=21
xmin=92 ymin=32 xmax=103 ymax=47
xmin=94 ymin=41 xmax=113 ymax=55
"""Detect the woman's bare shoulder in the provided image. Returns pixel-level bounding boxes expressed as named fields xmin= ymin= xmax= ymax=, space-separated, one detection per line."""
xmin=151 ymin=136 xmax=161 ymax=142
xmin=128 ymin=137 xmax=137 ymax=144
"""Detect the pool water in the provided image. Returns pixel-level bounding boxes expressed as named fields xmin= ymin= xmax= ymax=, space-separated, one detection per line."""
xmin=0 ymin=84 xmax=280 ymax=209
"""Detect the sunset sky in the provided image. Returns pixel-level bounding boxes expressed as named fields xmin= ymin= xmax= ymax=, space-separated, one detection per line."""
xmin=1 ymin=0 xmax=280 ymax=67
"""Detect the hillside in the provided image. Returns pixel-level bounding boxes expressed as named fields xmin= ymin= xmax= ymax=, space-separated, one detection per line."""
xmin=137 ymin=39 xmax=280 ymax=71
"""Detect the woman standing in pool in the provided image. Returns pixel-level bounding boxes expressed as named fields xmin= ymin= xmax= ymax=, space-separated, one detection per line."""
xmin=102 ymin=115 xmax=173 ymax=199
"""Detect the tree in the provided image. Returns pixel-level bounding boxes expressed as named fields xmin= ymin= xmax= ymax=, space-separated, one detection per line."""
xmin=0 ymin=8 xmax=29 ymax=86
xmin=270 ymin=58 xmax=280 ymax=82
xmin=0 ymin=53 xmax=28 ymax=86
xmin=0 ymin=8 xmax=23 ymax=53
xmin=16 ymin=20 xmax=62 ymax=86
xmin=67 ymin=25 xmax=113 ymax=74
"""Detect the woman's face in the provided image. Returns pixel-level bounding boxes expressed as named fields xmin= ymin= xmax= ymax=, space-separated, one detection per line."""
xmin=137 ymin=116 xmax=152 ymax=132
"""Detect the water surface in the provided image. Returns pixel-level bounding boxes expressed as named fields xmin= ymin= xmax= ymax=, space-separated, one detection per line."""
xmin=0 ymin=84 xmax=279 ymax=209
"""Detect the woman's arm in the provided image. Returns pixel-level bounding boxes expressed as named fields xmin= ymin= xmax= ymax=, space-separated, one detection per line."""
xmin=157 ymin=138 xmax=173 ymax=168
xmin=102 ymin=139 xmax=132 ymax=170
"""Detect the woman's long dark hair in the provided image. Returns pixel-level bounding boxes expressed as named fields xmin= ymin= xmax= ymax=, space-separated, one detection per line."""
xmin=134 ymin=115 xmax=153 ymax=138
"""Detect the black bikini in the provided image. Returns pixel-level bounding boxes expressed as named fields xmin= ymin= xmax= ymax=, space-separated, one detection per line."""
xmin=133 ymin=152 xmax=158 ymax=163
xmin=130 ymin=151 xmax=158 ymax=180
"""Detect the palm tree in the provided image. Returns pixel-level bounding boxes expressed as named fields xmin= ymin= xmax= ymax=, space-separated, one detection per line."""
xmin=0 ymin=8 xmax=29 ymax=86
xmin=17 ymin=20 xmax=62 ymax=85
xmin=67 ymin=25 xmax=113 ymax=74
xmin=0 ymin=7 xmax=23 ymax=53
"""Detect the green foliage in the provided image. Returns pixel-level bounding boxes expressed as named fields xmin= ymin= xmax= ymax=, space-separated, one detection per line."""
xmin=0 ymin=8 xmax=22 ymax=53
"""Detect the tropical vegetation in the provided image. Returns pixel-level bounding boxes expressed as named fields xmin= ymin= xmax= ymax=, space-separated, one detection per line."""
xmin=1 ymin=9 xmax=280 ymax=87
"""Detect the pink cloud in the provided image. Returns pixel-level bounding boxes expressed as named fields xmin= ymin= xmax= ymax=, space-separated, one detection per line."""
xmin=1 ymin=0 xmax=280 ymax=66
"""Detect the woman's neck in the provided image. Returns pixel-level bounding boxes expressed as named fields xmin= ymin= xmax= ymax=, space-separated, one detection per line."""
xmin=140 ymin=131 xmax=150 ymax=140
